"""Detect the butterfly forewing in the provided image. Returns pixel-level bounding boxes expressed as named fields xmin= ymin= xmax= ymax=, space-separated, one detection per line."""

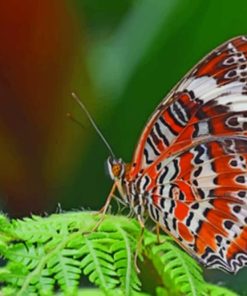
xmin=125 ymin=36 xmax=247 ymax=273
xmin=129 ymin=36 xmax=247 ymax=177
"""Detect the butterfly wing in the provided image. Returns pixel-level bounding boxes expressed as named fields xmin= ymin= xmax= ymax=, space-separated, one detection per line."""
xmin=147 ymin=137 xmax=247 ymax=273
xmin=129 ymin=36 xmax=247 ymax=178
xmin=127 ymin=36 xmax=247 ymax=272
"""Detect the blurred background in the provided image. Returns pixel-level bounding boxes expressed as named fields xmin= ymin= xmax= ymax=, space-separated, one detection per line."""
xmin=0 ymin=0 xmax=246 ymax=293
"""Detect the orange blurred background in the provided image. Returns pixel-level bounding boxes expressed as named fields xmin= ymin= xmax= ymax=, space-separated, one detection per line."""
xmin=0 ymin=0 xmax=90 ymax=215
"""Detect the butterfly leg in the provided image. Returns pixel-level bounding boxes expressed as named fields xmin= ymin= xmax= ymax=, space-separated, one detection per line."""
xmin=92 ymin=182 xmax=117 ymax=232
xmin=156 ymin=223 xmax=161 ymax=244
xmin=99 ymin=182 xmax=117 ymax=214
xmin=156 ymin=223 xmax=166 ymax=244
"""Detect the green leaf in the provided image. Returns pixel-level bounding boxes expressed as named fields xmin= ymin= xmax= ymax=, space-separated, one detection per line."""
xmin=0 ymin=212 xmax=238 ymax=295
xmin=144 ymin=234 xmax=206 ymax=296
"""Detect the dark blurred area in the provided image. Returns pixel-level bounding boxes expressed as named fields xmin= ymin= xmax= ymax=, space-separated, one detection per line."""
xmin=0 ymin=0 xmax=246 ymax=293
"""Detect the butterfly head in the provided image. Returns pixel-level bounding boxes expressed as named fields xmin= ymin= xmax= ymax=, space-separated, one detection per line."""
xmin=106 ymin=156 xmax=132 ymax=181
xmin=106 ymin=156 xmax=126 ymax=180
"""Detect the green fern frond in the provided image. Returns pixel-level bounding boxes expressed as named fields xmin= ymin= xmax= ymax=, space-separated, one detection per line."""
xmin=99 ymin=218 xmax=141 ymax=294
xmin=72 ymin=232 xmax=119 ymax=290
xmin=0 ymin=212 xmax=240 ymax=295
xmin=144 ymin=232 xmax=206 ymax=296
xmin=47 ymin=248 xmax=81 ymax=292
xmin=0 ymin=214 xmax=13 ymax=252
xmin=12 ymin=213 xmax=96 ymax=243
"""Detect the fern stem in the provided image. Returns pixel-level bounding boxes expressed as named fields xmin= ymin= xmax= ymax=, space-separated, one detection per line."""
xmin=116 ymin=225 xmax=132 ymax=296
xmin=84 ymin=236 xmax=108 ymax=291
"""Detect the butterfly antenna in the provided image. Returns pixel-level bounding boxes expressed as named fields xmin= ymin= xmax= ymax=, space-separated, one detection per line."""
xmin=66 ymin=112 xmax=85 ymax=130
xmin=71 ymin=92 xmax=115 ymax=158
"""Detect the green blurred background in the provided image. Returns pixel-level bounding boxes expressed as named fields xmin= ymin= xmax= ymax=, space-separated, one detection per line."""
xmin=0 ymin=0 xmax=246 ymax=294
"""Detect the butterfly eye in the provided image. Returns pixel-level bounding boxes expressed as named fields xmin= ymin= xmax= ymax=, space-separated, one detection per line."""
xmin=112 ymin=164 xmax=122 ymax=178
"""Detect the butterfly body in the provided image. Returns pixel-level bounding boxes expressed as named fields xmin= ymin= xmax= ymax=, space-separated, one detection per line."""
xmin=107 ymin=36 xmax=247 ymax=273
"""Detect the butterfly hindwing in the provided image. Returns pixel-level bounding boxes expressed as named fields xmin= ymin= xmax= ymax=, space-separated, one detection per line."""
xmin=144 ymin=137 xmax=247 ymax=273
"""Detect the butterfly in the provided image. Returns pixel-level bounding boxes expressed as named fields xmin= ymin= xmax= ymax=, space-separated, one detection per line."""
xmin=100 ymin=36 xmax=247 ymax=274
